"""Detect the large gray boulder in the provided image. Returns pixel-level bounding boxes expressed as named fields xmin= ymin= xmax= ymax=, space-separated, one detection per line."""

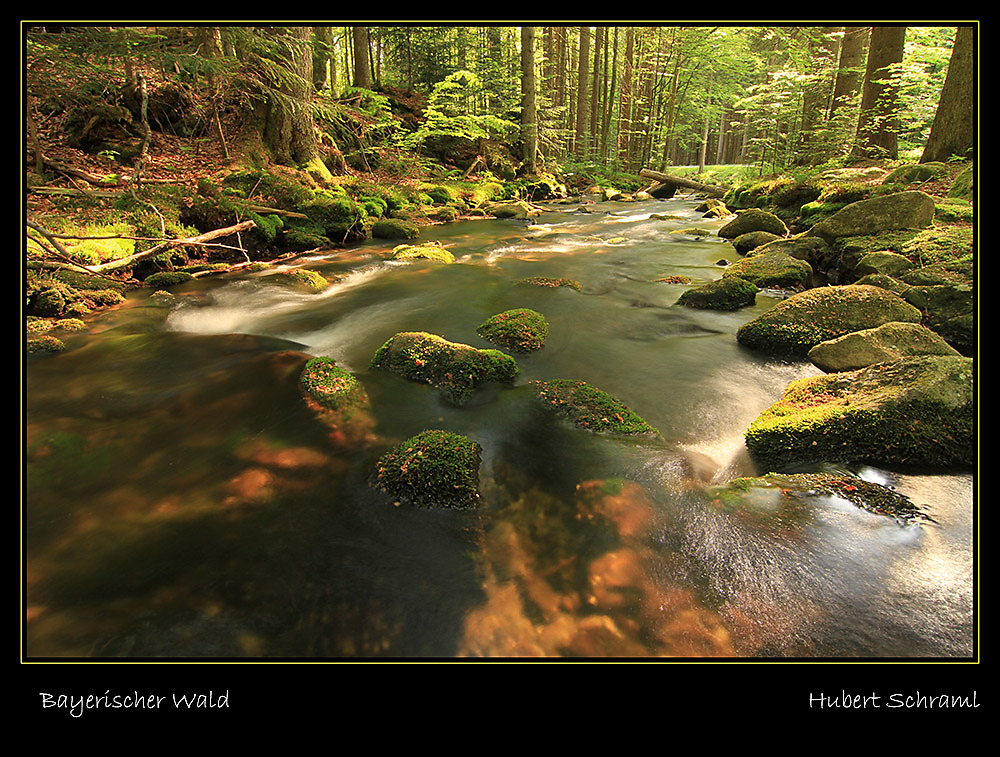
xmin=718 ymin=208 xmax=789 ymax=239
xmin=736 ymin=284 xmax=923 ymax=357
xmin=724 ymin=251 xmax=813 ymax=289
xmin=807 ymin=321 xmax=961 ymax=372
xmin=807 ymin=191 xmax=935 ymax=243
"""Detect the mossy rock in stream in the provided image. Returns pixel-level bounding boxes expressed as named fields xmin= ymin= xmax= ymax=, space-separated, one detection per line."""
xmin=369 ymin=331 xmax=519 ymax=405
xmin=744 ymin=355 xmax=974 ymax=470
xmin=273 ymin=268 xmax=330 ymax=293
xmin=677 ymin=276 xmax=758 ymax=310
xmin=531 ymin=379 xmax=658 ymax=435
xmin=736 ymin=284 xmax=923 ymax=357
xmin=723 ymin=251 xmax=813 ymax=290
xmin=476 ymin=308 xmax=549 ymax=352
xmin=370 ymin=429 xmax=482 ymax=508
xmin=516 ymin=276 xmax=582 ymax=292
xmin=391 ymin=241 xmax=455 ymax=263
xmin=372 ymin=218 xmax=420 ymax=240
xmin=299 ymin=357 xmax=369 ymax=413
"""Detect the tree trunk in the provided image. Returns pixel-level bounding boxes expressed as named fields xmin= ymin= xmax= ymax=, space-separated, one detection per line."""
xmin=618 ymin=27 xmax=635 ymax=165
xmin=574 ymin=26 xmax=590 ymax=157
xmin=520 ymin=26 xmax=538 ymax=175
xmin=920 ymin=25 xmax=975 ymax=163
xmin=829 ymin=26 xmax=870 ymax=118
xmin=352 ymin=26 xmax=371 ymax=89
xmin=639 ymin=169 xmax=726 ymax=197
xmin=313 ymin=26 xmax=332 ymax=91
xmin=853 ymin=26 xmax=906 ymax=159
xmin=262 ymin=27 xmax=331 ymax=180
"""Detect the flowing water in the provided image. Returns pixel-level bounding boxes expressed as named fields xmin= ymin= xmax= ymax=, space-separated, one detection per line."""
xmin=24 ymin=196 xmax=976 ymax=659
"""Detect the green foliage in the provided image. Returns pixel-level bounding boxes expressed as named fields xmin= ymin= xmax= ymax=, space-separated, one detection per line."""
xmin=404 ymin=70 xmax=519 ymax=150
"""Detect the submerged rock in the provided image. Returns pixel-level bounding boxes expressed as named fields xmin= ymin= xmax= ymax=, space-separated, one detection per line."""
xmin=369 ymin=331 xmax=519 ymax=404
xmin=704 ymin=472 xmax=933 ymax=527
xmin=299 ymin=356 xmax=376 ymax=445
xmin=807 ymin=321 xmax=960 ymax=373
xmin=736 ymin=284 xmax=923 ymax=357
xmin=370 ymin=429 xmax=482 ymax=508
xmin=744 ymin=355 xmax=974 ymax=470
xmin=532 ymin=379 xmax=658 ymax=435
xmin=477 ymin=308 xmax=549 ymax=352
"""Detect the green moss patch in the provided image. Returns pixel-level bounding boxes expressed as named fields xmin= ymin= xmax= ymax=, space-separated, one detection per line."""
xmin=532 ymin=379 xmax=658 ymax=435
xmin=477 ymin=308 xmax=548 ymax=352
xmin=370 ymin=429 xmax=482 ymax=508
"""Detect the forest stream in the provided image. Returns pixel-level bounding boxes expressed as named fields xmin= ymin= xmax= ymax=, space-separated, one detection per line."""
xmin=24 ymin=195 xmax=975 ymax=659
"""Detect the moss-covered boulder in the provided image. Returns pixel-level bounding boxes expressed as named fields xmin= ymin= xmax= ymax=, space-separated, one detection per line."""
xmin=736 ymin=284 xmax=923 ymax=357
xmin=372 ymin=218 xmax=420 ymax=240
xmin=476 ymin=308 xmax=548 ymax=352
xmin=274 ymin=268 xmax=330 ymax=293
xmin=723 ymin=251 xmax=813 ymax=290
xmin=677 ymin=276 xmax=758 ymax=310
xmin=532 ymin=379 xmax=658 ymax=435
xmin=27 ymin=335 xmax=67 ymax=354
xmin=901 ymin=283 xmax=974 ymax=355
xmin=718 ymin=208 xmax=789 ymax=239
xmin=854 ymin=273 xmax=911 ymax=295
xmin=855 ymin=250 xmax=915 ymax=278
xmin=807 ymin=321 xmax=961 ymax=373
xmin=807 ymin=191 xmax=936 ymax=243
xmin=391 ymin=241 xmax=455 ymax=263
xmin=300 ymin=357 xmax=369 ymax=412
xmin=370 ymin=430 xmax=482 ymax=508
xmin=698 ymin=197 xmax=735 ymax=219
xmin=144 ymin=271 xmax=195 ymax=289
xmin=948 ymin=163 xmax=974 ymax=201
xmin=488 ymin=201 xmax=540 ymax=219
xmin=744 ymin=355 xmax=974 ymax=470
xmin=732 ymin=230 xmax=781 ymax=255
xmin=369 ymin=331 xmax=519 ymax=404
xmin=882 ymin=162 xmax=949 ymax=186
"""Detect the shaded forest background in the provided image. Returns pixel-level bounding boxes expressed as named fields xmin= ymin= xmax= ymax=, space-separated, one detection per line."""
xmin=24 ymin=24 xmax=974 ymax=197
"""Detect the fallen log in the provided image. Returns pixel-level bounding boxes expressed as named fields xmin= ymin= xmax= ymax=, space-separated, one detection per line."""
xmin=639 ymin=169 xmax=726 ymax=198
xmin=87 ymin=219 xmax=257 ymax=273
